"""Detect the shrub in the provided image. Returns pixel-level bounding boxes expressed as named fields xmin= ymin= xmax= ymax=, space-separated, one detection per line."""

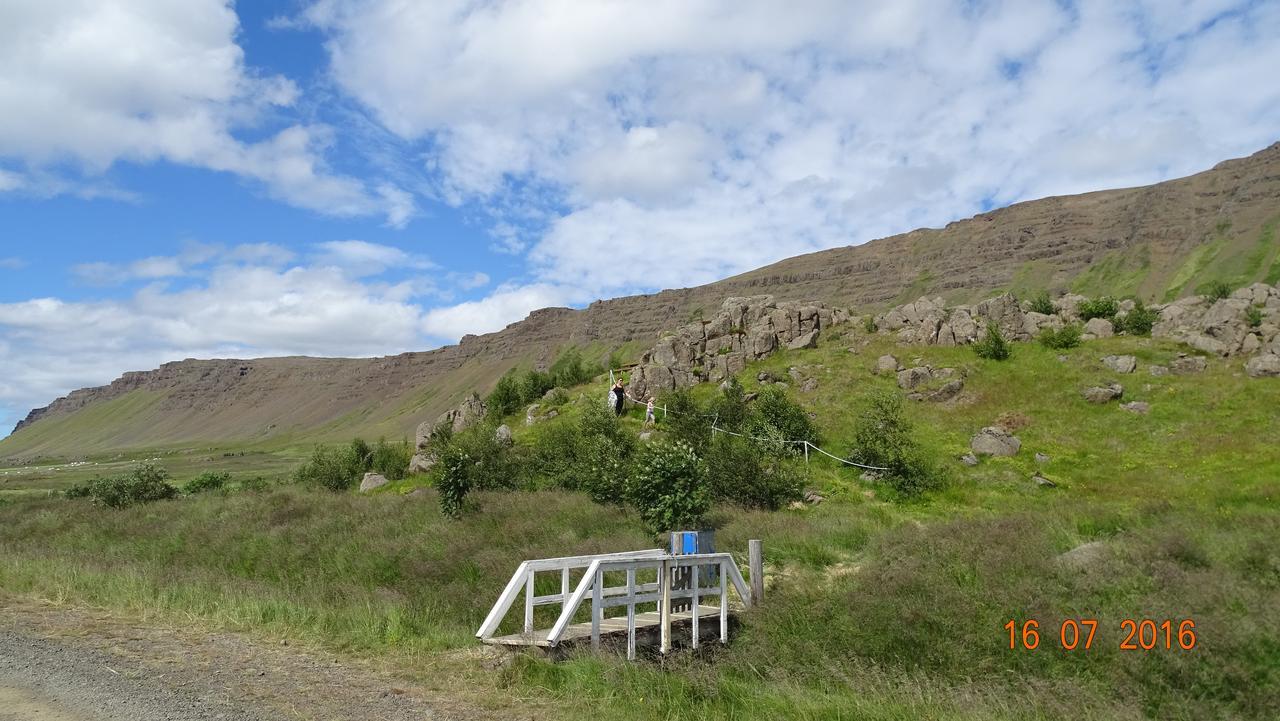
xmin=548 ymin=347 xmax=602 ymax=388
xmin=486 ymin=371 xmax=524 ymax=419
xmin=1038 ymin=324 xmax=1082 ymax=349
xmin=847 ymin=391 xmax=945 ymax=496
xmin=748 ymin=385 xmax=819 ymax=452
xmin=293 ymin=443 xmax=366 ymax=492
xmin=1204 ymin=280 xmax=1233 ymax=301
xmin=1028 ymin=290 xmax=1055 ymax=315
xmin=708 ymin=377 xmax=751 ymax=432
xmin=435 ymin=443 xmax=472 ymax=518
xmin=863 ymin=316 xmax=878 ymax=333
xmin=1118 ymin=300 xmax=1159 ymax=336
xmin=973 ymin=325 xmax=1012 ymax=360
xmin=67 ymin=463 xmax=179 ymax=508
xmin=370 ymin=438 xmax=413 ymax=481
xmin=705 ymin=434 xmax=803 ymax=510
xmin=628 ymin=440 xmax=707 ymax=532
xmin=543 ymin=387 xmax=570 ymax=406
xmin=183 ymin=471 xmax=230 ymax=494
xmin=1245 ymin=305 xmax=1263 ymax=328
xmin=664 ymin=388 xmax=712 ymax=454
xmin=1077 ymin=296 xmax=1118 ymax=321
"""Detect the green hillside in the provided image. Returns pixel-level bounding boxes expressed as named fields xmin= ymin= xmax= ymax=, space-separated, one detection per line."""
xmin=2 ymin=322 xmax=1276 ymax=720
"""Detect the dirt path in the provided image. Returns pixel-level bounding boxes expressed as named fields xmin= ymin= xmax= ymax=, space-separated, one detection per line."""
xmin=0 ymin=598 xmax=493 ymax=721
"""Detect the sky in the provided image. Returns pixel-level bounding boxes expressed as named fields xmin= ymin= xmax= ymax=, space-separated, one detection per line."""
xmin=1 ymin=0 xmax=1278 ymax=436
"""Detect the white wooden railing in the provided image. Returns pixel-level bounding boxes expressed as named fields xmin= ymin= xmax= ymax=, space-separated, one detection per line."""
xmin=477 ymin=548 xmax=754 ymax=659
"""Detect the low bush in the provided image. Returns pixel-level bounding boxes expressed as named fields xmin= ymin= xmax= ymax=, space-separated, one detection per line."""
xmin=183 ymin=471 xmax=230 ymax=494
xmin=663 ymin=388 xmax=712 ymax=453
xmin=1204 ymin=279 xmax=1233 ymax=301
xmin=370 ymin=438 xmax=412 ymax=480
xmin=704 ymin=433 xmax=803 ymax=510
xmin=66 ymin=463 xmax=179 ymax=509
xmin=847 ymin=390 xmax=945 ymax=496
xmin=627 ymin=440 xmax=707 ymax=532
xmin=973 ymin=325 xmax=1012 ymax=360
xmin=863 ymin=316 xmax=878 ymax=333
xmin=1077 ymin=296 xmax=1118 ymax=321
xmin=1028 ymin=290 xmax=1055 ymax=315
xmin=293 ymin=442 xmax=367 ymax=492
xmin=1038 ymin=324 xmax=1083 ymax=349
xmin=1117 ymin=300 xmax=1159 ymax=336
xmin=747 ymin=385 xmax=819 ymax=453
xmin=1246 ymin=305 xmax=1263 ymax=328
xmin=488 ymin=348 xmax=605 ymax=419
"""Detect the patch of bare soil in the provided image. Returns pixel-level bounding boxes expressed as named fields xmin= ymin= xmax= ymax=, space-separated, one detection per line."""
xmin=0 ymin=596 xmax=496 ymax=721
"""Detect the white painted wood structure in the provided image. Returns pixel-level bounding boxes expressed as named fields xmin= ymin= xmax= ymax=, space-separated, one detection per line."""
xmin=476 ymin=548 xmax=753 ymax=659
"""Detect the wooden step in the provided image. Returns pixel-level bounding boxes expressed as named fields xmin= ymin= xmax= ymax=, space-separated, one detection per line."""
xmin=483 ymin=604 xmax=727 ymax=647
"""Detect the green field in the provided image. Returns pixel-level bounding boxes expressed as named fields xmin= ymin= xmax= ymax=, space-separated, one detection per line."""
xmin=1 ymin=326 xmax=1278 ymax=720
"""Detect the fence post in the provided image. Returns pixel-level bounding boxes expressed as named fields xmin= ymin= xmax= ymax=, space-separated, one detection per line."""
xmin=591 ymin=568 xmax=602 ymax=651
xmin=524 ymin=570 xmax=535 ymax=633
xmin=748 ymin=539 xmax=764 ymax=608
xmin=626 ymin=568 xmax=636 ymax=660
xmin=659 ymin=559 xmax=672 ymax=654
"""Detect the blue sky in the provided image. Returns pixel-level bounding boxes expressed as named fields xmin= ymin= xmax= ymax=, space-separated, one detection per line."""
xmin=1 ymin=0 xmax=1278 ymax=436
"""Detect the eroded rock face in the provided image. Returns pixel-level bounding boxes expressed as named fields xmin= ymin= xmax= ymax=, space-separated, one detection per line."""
xmin=629 ymin=296 xmax=845 ymax=399
xmin=435 ymin=393 xmax=487 ymax=434
xmin=971 ymin=427 xmax=1021 ymax=457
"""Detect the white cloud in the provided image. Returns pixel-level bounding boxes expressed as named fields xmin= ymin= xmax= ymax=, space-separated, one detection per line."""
xmin=0 ymin=0 xmax=411 ymax=223
xmin=0 ymin=257 xmax=26 ymax=270
xmin=420 ymin=283 xmax=572 ymax=340
xmin=0 ymin=169 xmax=23 ymax=192
xmin=0 ymin=257 xmax=443 ymax=433
xmin=308 ymin=0 xmax=1280 ymax=334
xmin=312 ymin=240 xmax=434 ymax=277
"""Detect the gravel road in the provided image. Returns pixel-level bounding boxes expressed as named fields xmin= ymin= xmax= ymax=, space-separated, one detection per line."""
xmin=0 ymin=599 xmax=485 ymax=721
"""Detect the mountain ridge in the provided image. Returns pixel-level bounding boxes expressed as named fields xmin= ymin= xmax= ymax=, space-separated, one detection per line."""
xmin=5 ymin=142 xmax=1279 ymax=458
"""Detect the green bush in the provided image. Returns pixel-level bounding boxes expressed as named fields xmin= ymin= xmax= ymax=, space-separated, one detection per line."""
xmin=663 ymin=388 xmax=712 ymax=453
xmin=1204 ymin=280 xmax=1233 ymax=301
xmin=1118 ymin=301 xmax=1159 ymax=336
xmin=972 ymin=325 xmax=1012 ymax=360
xmin=486 ymin=371 xmax=524 ymax=418
xmin=847 ymin=391 xmax=945 ymax=497
xmin=293 ymin=443 xmax=366 ymax=492
xmin=370 ymin=438 xmax=412 ymax=481
xmin=1077 ymin=296 xmax=1118 ymax=321
xmin=628 ymin=440 xmax=707 ymax=532
xmin=748 ymin=385 xmax=819 ymax=452
xmin=1246 ymin=305 xmax=1263 ymax=328
xmin=1038 ymin=324 xmax=1083 ymax=349
xmin=708 ymin=377 xmax=751 ymax=432
xmin=183 ymin=471 xmax=230 ymax=494
xmin=705 ymin=434 xmax=803 ymax=510
xmin=1028 ymin=291 xmax=1055 ymax=315
xmin=863 ymin=316 xmax=878 ymax=333
xmin=435 ymin=443 xmax=472 ymax=518
xmin=66 ymin=463 xmax=179 ymax=508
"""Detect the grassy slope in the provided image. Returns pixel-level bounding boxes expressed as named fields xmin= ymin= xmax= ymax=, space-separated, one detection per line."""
xmin=1 ymin=324 xmax=1278 ymax=719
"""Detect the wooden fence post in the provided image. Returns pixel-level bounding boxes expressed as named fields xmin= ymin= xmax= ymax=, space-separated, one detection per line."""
xmin=748 ymin=539 xmax=764 ymax=607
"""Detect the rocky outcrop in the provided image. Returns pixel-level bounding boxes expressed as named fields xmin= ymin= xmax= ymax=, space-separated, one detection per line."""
xmin=869 ymin=283 xmax=1280 ymax=373
xmin=629 ymin=296 xmax=848 ymax=399
xmin=1153 ymin=283 xmax=1280 ymax=357
xmin=1246 ymin=353 xmax=1280 ymax=378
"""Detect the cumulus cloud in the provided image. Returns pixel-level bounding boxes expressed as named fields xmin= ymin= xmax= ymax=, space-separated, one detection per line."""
xmin=0 ymin=244 xmax=485 ymax=431
xmin=0 ymin=0 xmax=412 ymax=224
xmin=309 ymin=0 xmax=1280 ymax=333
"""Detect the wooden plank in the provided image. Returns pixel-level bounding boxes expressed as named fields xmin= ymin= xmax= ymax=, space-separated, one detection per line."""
xmin=659 ymin=560 xmax=672 ymax=654
xmin=483 ymin=606 xmax=725 ymax=648
xmin=626 ymin=568 xmax=636 ymax=661
xmin=524 ymin=571 xmax=534 ymax=633
xmin=748 ymin=540 xmax=764 ymax=608
xmin=476 ymin=561 xmax=530 ymax=639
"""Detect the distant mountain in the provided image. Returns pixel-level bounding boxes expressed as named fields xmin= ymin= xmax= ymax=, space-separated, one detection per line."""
xmin=4 ymin=143 xmax=1278 ymax=460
